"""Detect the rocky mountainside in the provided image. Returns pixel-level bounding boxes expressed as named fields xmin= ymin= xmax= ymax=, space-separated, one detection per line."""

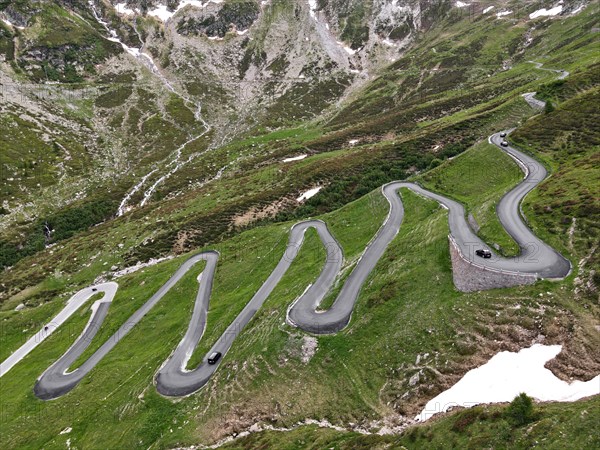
xmin=2 ymin=0 xmax=448 ymax=119
xmin=0 ymin=0 xmax=454 ymax=259
xmin=100 ymin=0 xmax=445 ymax=128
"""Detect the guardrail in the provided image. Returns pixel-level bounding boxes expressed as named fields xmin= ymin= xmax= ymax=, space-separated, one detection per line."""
xmin=448 ymin=234 xmax=538 ymax=280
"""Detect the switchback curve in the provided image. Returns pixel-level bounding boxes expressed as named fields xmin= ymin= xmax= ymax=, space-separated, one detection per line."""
xmin=0 ymin=134 xmax=569 ymax=399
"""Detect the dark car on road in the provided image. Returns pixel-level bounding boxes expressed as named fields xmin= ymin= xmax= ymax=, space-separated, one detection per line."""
xmin=208 ymin=352 xmax=222 ymax=365
xmin=476 ymin=249 xmax=492 ymax=258
xmin=501 ymin=140 xmax=509 ymax=147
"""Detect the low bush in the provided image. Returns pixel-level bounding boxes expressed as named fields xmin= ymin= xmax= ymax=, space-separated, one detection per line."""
xmin=505 ymin=393 xmax=535 ymax=427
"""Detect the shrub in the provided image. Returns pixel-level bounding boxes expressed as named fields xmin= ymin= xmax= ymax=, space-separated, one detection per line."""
xmin=505 ymin=393 xmax=535 ymax=426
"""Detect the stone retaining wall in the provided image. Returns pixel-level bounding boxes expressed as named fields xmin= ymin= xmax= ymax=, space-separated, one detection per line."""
xmin=449 ymin=237 xmax=537 ymax=292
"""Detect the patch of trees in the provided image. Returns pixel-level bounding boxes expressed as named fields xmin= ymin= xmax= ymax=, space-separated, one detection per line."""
xmin=0 ymin=198 xmax=116 ymax=270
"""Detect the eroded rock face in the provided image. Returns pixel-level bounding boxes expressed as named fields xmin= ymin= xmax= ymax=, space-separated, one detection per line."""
xmin=176 ymin=1 xmax=260 ymax=38
xmin=313 ymin=0 xmax=449 ymax=50
xmin=107 ymin=0 xmax=440 ymax=107
xmin=18 ymin=38 xmax=122 ymax=82
xmin=2 ymin=3 xmax=36 ymax=28
xmin=21 ymin=45 xmax=88 ymax=77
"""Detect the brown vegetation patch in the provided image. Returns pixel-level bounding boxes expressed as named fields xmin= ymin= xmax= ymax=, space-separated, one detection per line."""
xmin=231 ymin=197 xmax=295 ymax=229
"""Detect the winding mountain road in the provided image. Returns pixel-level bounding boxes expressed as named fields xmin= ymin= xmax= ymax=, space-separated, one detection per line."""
xmin=522 ymin=61 xmax=569 ymax=110
xmin=2 ymin=50 xmax=573 ymax=393
xmin=9 ymin=131 xmax=569 ymax=399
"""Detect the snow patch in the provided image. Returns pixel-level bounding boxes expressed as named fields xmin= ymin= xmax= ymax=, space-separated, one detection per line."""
xmin=416 ymin=344 xmax=600 ymax=422
xmin=115 ymin=3 xmax=136 ymax=15
xmin=147 ymin=4 xmax=176 ymax=22
xmin=496 ymin=10 xmax=512 ymax=18
xmin=455 ymin=1 xmax=469 ymax=7
xmin=530 ymin=5 xmax=563 ymax=19
xmin=483 ymin=6 xmax=494 ymax=14
xmin=297 ymin=186 xmax=322 ymax=202
xmin=337 ymin=41 xmax=356 ymax=55
xmin=571 ymin=5 xmax=585 ymax=14
xmin=308 ymin=0 xmax=318 ymax=20
xmin=147 ymin=0 xmax=223 ymax=23
xmin=282 ymin=154 xmax=307 ymax=163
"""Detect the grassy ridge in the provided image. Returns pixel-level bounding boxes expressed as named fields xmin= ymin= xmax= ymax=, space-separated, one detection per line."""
xmin=511 ymin=67 xmax=600 ymax=300
xmin=217 ymin=395 xmax=600 ymax=449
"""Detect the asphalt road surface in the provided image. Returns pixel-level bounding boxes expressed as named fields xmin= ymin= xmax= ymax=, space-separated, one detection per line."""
xmin=0 ymin=283 xmax=118 ymax=379
xmin=26 ymin=133 xmax=569 ymax=399
xmin=522 ymin=62 xmax=569 ymax=110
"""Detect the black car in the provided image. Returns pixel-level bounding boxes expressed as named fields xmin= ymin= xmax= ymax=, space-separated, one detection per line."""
xmin=92 ymin=288 xmax=97 ymax=292
xmin=501 ymin=140 xmax=509 ymax=147
xmin=476 ymin=249 xmax=492 ymax=258
xmin=208 ymin=351 xmax=222 ymax=365
xmin=500 ymin=132 xmax=507 ymax=137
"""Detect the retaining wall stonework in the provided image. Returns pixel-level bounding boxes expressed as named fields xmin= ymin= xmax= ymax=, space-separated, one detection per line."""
xmin=449 ymin=237 xmax=537 ymax=292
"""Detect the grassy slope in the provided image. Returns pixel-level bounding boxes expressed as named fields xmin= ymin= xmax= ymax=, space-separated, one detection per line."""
xmin=4 ymin=4 xmax=597 ymax=281
xmin=1 ymin=165 xmax=597 ymax=448
xmin=15 ymin=2 xmax=122 ymax=82
xmin=512 ymin=83 xmax=600 ymax=273
xmin=0 ymin=4 xmax=599 ymax=450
